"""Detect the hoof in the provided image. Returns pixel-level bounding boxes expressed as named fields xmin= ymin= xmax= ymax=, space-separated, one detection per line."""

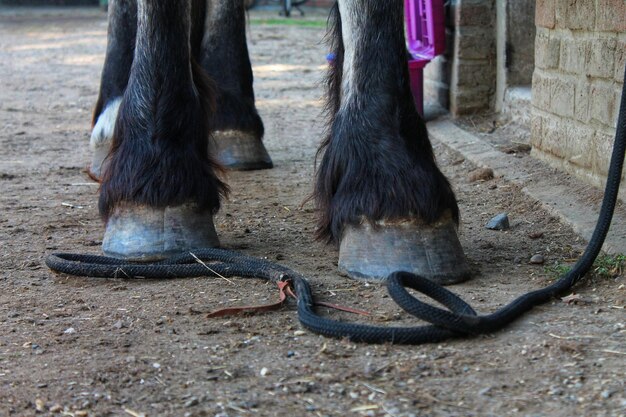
xmin=102 ymin=203 xmax=219 ymax=261
xmin=338 ymin=213 xmax=471 ymax=284
xmin=209 ymin=130 xmax=273 ymax=170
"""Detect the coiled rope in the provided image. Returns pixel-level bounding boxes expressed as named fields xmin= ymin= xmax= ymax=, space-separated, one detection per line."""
xmin=46 ymin=70 xmax=626 ymax=344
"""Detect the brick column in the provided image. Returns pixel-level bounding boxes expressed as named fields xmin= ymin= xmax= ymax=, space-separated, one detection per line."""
xmin=449 ymin=0 xmax=497 ymax=115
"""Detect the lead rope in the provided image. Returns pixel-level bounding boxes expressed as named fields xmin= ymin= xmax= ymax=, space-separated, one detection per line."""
xmin=46 ymin=69 xmax=626 ymax=344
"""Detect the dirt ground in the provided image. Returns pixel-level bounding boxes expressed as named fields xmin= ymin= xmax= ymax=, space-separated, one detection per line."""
xmin=0 ymin=7 xmax=625 ymax=417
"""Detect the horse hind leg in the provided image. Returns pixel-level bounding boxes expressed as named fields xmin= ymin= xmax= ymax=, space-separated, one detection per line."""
xmin=199 ymin=0 xmax=272 ymax=170
xmin=90 ymin=0 xmax=137 ymax=179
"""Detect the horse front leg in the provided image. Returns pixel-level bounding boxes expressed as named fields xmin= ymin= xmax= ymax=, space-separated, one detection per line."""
xmin=99 ymin=0 xmax=227 ymax=260
xmin=315 ymin=1 xmax=471 ymax=284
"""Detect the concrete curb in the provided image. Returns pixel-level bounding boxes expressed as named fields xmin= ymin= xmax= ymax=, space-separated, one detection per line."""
xmin=428 ymin=119 xmax=626 ymax=255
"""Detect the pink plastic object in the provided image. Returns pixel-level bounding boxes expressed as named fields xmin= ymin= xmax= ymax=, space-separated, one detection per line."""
xmin=405 ymin=0 xmax=446 ymax=115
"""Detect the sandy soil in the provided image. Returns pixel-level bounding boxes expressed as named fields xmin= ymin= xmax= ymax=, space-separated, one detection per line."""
xmin=0 ymin=7 xmax=624 ymax=417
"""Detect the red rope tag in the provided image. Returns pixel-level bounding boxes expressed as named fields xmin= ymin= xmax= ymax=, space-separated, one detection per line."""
xmin=206 ymin=281 xmax=292 ymax=318
xmin=206 ymin=280 xmax=370 ymax=318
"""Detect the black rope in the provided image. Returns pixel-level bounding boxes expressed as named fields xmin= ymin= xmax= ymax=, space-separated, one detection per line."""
xmin=45 ymin=70 xmax=626 ymax=345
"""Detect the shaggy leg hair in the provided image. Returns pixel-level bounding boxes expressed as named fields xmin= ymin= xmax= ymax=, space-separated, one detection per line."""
xmin=315 ymin=1 xmax=459 ymax=242
xmin=99 ymin=0 xmax=228 ymax=219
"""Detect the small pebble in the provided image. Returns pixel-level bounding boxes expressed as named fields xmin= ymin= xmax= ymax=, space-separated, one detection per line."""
xmin=63 ymin=327 xmax=76 ymax=335
xmin=35 ymin=398 xmax=45 ymax=412
xmin=486 ymin=213 xmax=510 ymax=230
xmin=528 ymin=231 xmax=544 ymax=239
xmin=468 ymin=167 xmax=494 ymax=182
xmin=49 ymin=404 xmax=62 ymax=413
xmin=184 ymin=397 xmax=199 ymax=407
xmin=113 ymin=320 xmax=125 ymax=329
xmin=286 ymin=351 xmax=295 ymax=358
xmin=260 ymin=367 xmax=269 ymax=377
xmin=152 ymin=362 xmax=161 ymax=369
xmin=530 ymin=254 xmax=545 ymax=264
xmin=601 ymin=390 xmax=614 ymax=399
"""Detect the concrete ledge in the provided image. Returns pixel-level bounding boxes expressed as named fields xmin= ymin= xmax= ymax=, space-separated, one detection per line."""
xmin=428 ymin=119 xmax=626 ymax=254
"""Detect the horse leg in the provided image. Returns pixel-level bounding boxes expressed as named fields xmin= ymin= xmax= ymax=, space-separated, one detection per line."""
xmin=90 ymin=0 xmax=137 ymax=178
xmin=99 ymin=0 xmax=227 ymax=260
xmin=315 ymin=1 xmax=471 ymax=284
xmin=200 ymin=0 xmax=272 ymax=170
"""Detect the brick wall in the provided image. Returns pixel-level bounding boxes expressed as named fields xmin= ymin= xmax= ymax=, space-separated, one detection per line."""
xmin=531 ymin=0 xmax=625 ymax=197
xmin=507 ymin=0 xmax=535 ymax=86
xmin=448 ymin=0 xmax=497 ymax=115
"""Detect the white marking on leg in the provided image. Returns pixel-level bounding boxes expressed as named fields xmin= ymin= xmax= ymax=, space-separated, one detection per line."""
xmin=90 ymin=97 xmax=121 ymax=177
xmin=90 ymin=97 xmax=122 ymax=151
xmin=204 ymin=0 xmax=229 ymax=33
xmin=338 ymin=0 xmax=359 ymax=107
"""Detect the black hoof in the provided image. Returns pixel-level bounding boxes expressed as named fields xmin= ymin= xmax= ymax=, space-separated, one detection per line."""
xmin=102 ymin=203 xmax=220 ymax=261
xmin=209 ymin=130 xmax=273 ymax=171
xmin=338 ymin=213 xmax=471 ymax=284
